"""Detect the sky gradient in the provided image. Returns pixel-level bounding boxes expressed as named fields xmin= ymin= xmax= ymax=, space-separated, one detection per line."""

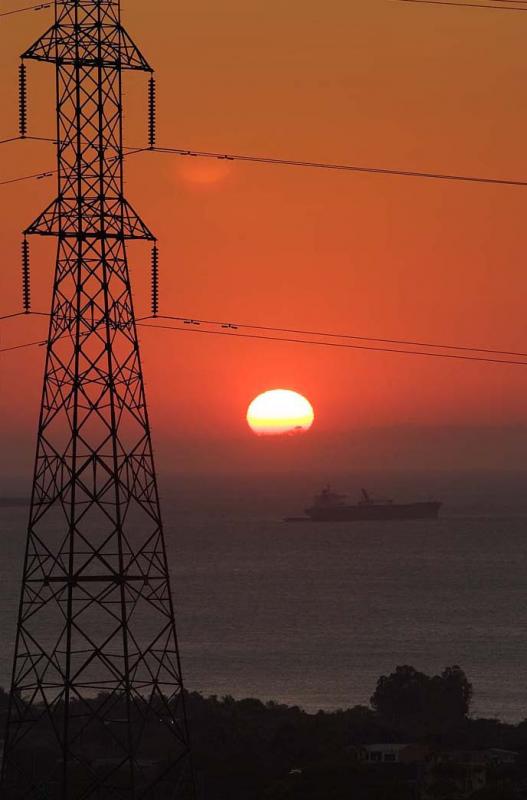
xmin=1 ymin=0 xmax=527 ymax=481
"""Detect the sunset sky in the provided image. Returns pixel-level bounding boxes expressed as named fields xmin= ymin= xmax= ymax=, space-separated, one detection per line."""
xmin=1 ymin=0 xmax=527 ymax=481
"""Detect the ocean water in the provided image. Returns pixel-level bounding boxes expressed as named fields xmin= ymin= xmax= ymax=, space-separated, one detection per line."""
xmin=1 ymin=471 xmax=527 ymax=722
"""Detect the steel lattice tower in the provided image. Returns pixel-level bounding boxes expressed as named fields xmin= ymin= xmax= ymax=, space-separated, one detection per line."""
xmin=1 ymin=2 xmax=194 ymax=798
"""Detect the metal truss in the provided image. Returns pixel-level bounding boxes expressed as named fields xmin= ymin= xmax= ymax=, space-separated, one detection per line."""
xmin=1 ymin=2 xmax=194 ymax=798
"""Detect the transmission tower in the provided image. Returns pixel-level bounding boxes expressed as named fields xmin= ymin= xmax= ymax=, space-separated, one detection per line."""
xmin=1 ymin=2 xmax=194 ymax=798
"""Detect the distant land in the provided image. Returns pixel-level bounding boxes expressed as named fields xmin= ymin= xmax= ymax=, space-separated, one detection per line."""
xmin=0 ymin=498 xmax=28 ymax=508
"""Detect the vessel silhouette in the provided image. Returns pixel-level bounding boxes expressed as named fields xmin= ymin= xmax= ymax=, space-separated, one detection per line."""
xmin=286 ymin=487 xmax=442 ymax=522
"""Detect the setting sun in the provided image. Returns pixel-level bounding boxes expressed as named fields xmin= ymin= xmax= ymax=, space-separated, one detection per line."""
xmin=246 ymin=389 xmax=315 ymax=436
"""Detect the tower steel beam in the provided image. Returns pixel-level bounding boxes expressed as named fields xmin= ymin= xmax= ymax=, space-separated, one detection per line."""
xmin=1 ymin=2 xmax=194 ymax=798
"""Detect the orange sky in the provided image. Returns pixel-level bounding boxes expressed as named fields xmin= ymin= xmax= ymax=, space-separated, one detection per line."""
xmin=1 ymin=0 xmax=527 ymax=480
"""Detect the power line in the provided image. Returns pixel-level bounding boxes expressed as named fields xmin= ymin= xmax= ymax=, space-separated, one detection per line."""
xmin=3 ymin=310 xmax=527 ymax=365
xmin=155 ymin=314 xmax=527 ymax=359
xmin=150 ymin=145 xmax=527 ymax=188
xmin=0 ymin=135 xmax=143 ymax=186
xmin=396 ymin=0 xmax=527 ymax=10
xmin=0 ymin=135 xmax=54 ymax=186
xmin=0 ymin=136 xmax=23 ymax=146
xmin=8 ymin=309 xmax=527 ymax=360
xmin=0 ymin=142 xmax=147 ymax=188
xmin=2 ymin=140 xmax=527 ymax=190
xmin=0 ymin=3 xmax=50 ymax=19
xmin=0 ymin=135 xmax=60 ymax=146
xmin=0 ymin=168 xmax=55 ymax=186
xmin=0 ymin=310 xmax=62 ymax=320
xmin=3 ymin=318 xmax=527 ymax=366
xmin=0 ymin=312 xmax=26 ymax=321
xmin=137 ymin=321 xmax=527 ymax=367
xmin=0 ymin=338 xmax=45 ymax=353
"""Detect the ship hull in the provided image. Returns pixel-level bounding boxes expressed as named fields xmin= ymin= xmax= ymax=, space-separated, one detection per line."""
xmin=304 ymin=501 xmax=441 ymax=522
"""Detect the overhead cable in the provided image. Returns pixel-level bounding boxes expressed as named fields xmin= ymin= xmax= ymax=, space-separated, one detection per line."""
xmin=154 ymin=314 xmax=527 ymax=359
xmin=2 ymin=139 xmax=527 ymax=190
xmin=0 ymin=2 xmax=50 ymax=18
xmin=5 ymin=309 xmax=527 ymax=360
xmin=137 ymin=321 xmax=527 ymax=367
xmin=0 ymin=338 xmax=45 ymax=353
xmin=150 ymin=145 xmax=527 ymax=188
xmin=0 ymin=168 xmax=55 ymax=186
xmin=0 ymin=312 xmax=26 ymax=321
xmin=3 ymin=310 xmax=527 ymax=365
xmin=3 ymin=317 xmax=527 ymax=366
xmin=396 ymin=0 xmax=527 ymax=10
xmin=0 ymin=136 xmax=23 ymax=146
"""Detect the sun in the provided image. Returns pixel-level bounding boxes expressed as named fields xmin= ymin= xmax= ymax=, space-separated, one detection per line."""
xmin=246 ymin=389 xmax=314 ymax=437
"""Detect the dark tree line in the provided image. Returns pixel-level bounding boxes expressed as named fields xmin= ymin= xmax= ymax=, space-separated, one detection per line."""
xmin=1 ymin=666 xmax=527 ymax=799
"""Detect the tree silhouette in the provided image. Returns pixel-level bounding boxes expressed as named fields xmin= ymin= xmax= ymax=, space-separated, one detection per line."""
xmin=370 ymin=665 xmax=472 ymax=736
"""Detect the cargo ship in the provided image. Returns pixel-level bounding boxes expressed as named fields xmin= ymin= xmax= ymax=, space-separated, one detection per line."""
xmin=286 ymin=487 xmax=441 ymax=522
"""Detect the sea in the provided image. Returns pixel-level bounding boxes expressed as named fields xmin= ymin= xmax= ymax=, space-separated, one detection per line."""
xmin=1 ymin=470 xmax=527 ymax=723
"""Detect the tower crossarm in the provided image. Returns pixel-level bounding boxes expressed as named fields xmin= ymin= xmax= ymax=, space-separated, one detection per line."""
xmin=22 ymin=2 xmax=152 ymax=71
xmin=23 ymin=1 xmax=154 ymax=241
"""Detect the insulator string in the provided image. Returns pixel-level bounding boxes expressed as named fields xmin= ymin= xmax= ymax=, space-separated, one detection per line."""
xmin=21 ymin=237 xmax=30 ymax=313
xmin=148 ymin=76 xmax=156 ymax=150
xmin=151 ymin=244 xmax=159 ymax=317
xmin=18 ymin=62 xmax=27 ymax=139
